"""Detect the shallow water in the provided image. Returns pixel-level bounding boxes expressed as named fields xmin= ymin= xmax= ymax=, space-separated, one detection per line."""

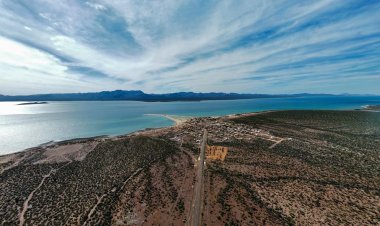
xmin=1 ymin=95 xmax=379 ymax=154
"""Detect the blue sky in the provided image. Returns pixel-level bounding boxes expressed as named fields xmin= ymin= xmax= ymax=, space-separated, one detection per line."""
xmin=0 ymin=0 xmax=379 ymax=95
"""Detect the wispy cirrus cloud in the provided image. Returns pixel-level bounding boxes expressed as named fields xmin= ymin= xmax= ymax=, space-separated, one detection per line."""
xmin=0 ymin=0 xmax=379 ymax=94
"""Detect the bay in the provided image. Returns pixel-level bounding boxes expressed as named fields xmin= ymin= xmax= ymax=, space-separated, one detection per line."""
xmin=1 ymin=95 xmax=379 ymax=155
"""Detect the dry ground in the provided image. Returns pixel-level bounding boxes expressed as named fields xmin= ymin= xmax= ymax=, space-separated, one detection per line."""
xmin=1 ymin=110 xmax=379 ymax=225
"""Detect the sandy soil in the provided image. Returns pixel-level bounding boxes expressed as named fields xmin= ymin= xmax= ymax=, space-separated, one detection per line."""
xmin=35 ymin=141 xmax=99 ymax=164
xmin=144 ymin=114 xmax=192 ymax=125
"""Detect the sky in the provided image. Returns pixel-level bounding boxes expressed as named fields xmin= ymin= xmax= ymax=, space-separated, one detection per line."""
xmin=0 ymin=0 xmax=379 ymax=95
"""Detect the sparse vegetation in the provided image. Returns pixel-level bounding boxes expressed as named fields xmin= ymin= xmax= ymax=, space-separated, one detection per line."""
xmin=1 ymin=110 xmax=379 ymax=225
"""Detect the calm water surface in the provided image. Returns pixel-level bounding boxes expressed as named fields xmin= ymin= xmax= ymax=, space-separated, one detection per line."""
xmin=1 ymin=96 xmax=379 ymax=154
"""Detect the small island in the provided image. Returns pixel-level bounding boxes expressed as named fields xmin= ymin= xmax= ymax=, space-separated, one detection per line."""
xmin=17 ymin=101 xmax=48 ymax=106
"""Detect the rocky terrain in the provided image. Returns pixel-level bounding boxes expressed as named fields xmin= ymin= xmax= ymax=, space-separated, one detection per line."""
xmin=1 ymin=110 xmax=379 ymax=225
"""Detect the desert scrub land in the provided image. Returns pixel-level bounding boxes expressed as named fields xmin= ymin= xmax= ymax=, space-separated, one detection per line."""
xmin=141 ymin=110 xmax=380 ymax=225
xmin=0 ymin=136 xmax=180 ymax=225
xmin=0 ymin=110 xmax=379 ymax=225
xmin=204 ymin=110 xmax=379 ymax=225
xmin=111 ymin=148 xmax=195 ymax=225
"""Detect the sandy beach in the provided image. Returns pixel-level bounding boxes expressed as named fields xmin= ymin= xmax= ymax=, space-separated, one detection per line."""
xmin=144 ymin=114 xmax=192 ymax=125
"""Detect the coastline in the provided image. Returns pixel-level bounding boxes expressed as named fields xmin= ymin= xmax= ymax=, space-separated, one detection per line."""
xmin=0 ymin=114 xmax=191 ymax=158
xmin=144 ymin=113 xmax=192 ymax=126
xmin=2 ymin=96 xmax=380 ymax=155
xmin=1 ymin=108 xmax=379 ymax=157
xmin=360 ymin=105 xmax=380 ymax=112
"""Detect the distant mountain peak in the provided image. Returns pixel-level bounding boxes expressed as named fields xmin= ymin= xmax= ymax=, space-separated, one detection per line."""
xmin=0 ymin=90 xmax=366 ymax=102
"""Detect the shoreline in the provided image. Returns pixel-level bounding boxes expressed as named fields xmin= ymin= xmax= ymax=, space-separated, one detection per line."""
xmin=360 ymin=104 xmax=380 ymax=112
xmin=0 ymin=114 xmax=192 ymax=157
xmin=1 ymin=109 xmax=379 ymax=157
xmin=144 ymin=114 xmax=192 ymax=126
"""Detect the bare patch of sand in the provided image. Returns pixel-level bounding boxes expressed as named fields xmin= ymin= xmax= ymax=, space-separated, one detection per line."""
xmin=144 ymin=114 xmax=192 ymax=126
xmin=35 ymin=142 xmax=99 ymax=164
xmin=0 ymin=153 xmax=28 ymax=174
xmin=0 ymin=153 xmax=18 ymax=165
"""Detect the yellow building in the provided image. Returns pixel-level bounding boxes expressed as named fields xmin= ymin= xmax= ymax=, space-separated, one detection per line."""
xmin=206 ymin=145 xmax=228 ymax=161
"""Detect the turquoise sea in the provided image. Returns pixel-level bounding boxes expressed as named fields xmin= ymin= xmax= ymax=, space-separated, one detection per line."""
xmin=1 ymin=95 xmax=379 ymax=155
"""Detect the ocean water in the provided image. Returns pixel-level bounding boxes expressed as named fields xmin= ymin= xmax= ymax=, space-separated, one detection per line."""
xmin=1 ymin=95 xmax=379 ymax=155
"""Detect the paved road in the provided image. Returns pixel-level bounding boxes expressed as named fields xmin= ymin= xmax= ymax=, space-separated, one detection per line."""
xmin=190 ymin=129 xmax=207 ymax=226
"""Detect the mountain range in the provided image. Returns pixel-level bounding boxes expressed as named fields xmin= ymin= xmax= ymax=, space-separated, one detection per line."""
xmin=0 ymin=90 xmax=336 ymax=102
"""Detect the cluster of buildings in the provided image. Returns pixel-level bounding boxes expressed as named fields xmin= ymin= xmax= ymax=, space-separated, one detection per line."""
xmin=169 ymin=116 xmax=285 ymax=154
xmin=195 ymin=118 xmax=280 ymax=140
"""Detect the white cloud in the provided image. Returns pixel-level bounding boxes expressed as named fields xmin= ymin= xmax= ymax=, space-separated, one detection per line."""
xmin=0 ymin=37 xmax=66 ymax=73
xmin=85 ymin=2 xmax=106 ymax=11
xmin=0 ymin=0 xmax=379 ymax=94
xmin=0 ymin=36 xmax=122 ymax=94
